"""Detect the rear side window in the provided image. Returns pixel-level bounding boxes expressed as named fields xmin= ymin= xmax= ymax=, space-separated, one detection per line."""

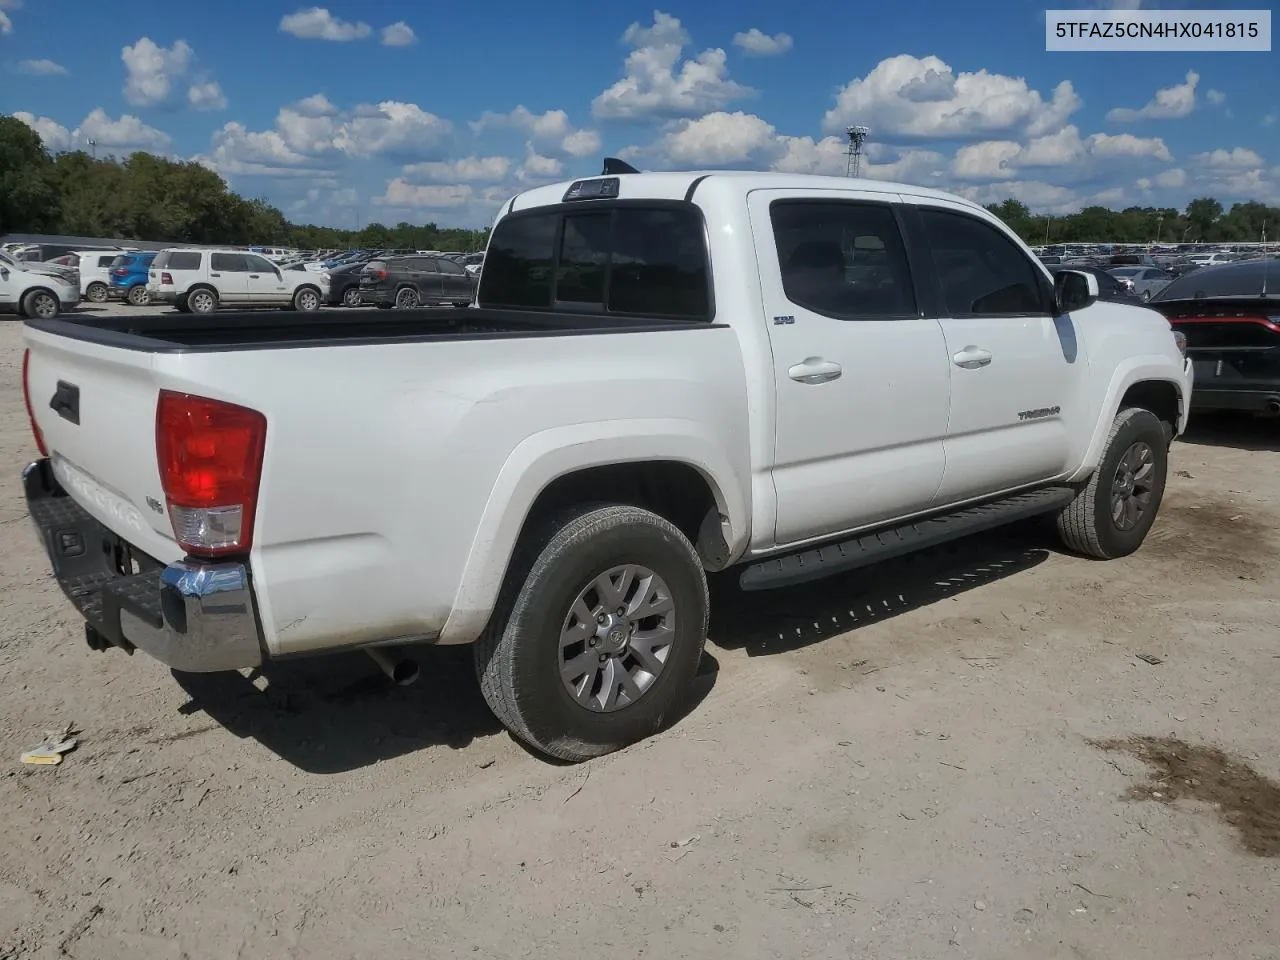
xmin=437 ymin=258 xmax=466 ymax=276
xmin=918 ymin=208 xmax=1050 ymax=316
xmin=770 ymin=200 xmax=917 ymax=320
xmin=96 ymin=255 xmax=116 ymax=268
xmin=480 ymin=204 xmax=710 ymax=320
xmin=211 ymin=253 xmax=248 ymax=272
xmin=406 ymin=257 xmax=438 ymax=272
xmin=167 ymin=251 xmax=202 ymax=270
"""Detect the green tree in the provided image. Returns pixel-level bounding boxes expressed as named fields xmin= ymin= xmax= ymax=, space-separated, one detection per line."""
xmin=1184 ymin=197 xmax=1223 ymax=242
xmin=0 ymin=115 xmax=59 ymax=233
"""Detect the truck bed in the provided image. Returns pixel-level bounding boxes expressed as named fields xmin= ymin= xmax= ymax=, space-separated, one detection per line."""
xmin=26 ymin=307 xmax=720 ymax=353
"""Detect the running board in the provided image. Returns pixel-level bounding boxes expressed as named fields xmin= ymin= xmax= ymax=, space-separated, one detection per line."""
xmin=739 ymin=486 xmax=1077 ymax=592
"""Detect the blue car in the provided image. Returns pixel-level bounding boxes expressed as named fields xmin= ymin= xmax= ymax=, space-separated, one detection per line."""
xmin=108 ymin=251 xmax=157 ymax=306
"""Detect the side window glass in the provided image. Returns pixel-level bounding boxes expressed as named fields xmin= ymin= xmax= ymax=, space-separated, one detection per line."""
xmin=770 ymin=200 xmax=916 ymax=319
xmin=245 ymin=255 xmax=276 ymax=273
xmin=211 ymin=253 xmax=247 ymax=272
xmin=919 ymin=208 xmax=1049 ymax=316
xmin=556 ymin=212 xmax=610 ymax=306
xmin=480 ymin=213 xmax=556 ymax=309
xmin=608 ymin=207 xmax=709 ymax=319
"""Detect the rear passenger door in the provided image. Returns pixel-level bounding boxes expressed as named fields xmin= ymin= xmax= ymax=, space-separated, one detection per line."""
xmin=406 ymin=257 xmax=443 ymax=301
xmin=209 ymin=253 xmax=249 ymax=303
xmin=908 ymin=200 xmax=1080 ymax=505
xmin=749 ymin=189 xmax=951 ymax=546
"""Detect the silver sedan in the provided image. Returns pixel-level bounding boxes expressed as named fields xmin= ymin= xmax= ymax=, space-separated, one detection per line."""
xmin=1108 ymin=266 xmax=1174 ymax=302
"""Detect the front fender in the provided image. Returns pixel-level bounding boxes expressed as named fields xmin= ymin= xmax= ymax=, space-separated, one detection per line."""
xmin=436 ymin=418 xmax=750 ymax=644
xmin=1068 ymin=354 xmax=1192 ymax=482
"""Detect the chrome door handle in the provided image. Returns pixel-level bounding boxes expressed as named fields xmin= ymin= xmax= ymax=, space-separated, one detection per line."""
xmin=210 ymin=272 xmax=221 ymax=277
xmin=788 ymin=358 xmax=843 ymax=384
xmin=952 ymin=346 xmax=993 ymax=369
xmin=249 ymin=274 xmax=260 ymax=278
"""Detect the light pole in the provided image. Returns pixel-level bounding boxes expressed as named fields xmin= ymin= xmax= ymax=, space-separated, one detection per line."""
xmin=1044 ymin=215 xmax=1051 ymax=244
xmin=86 ymin=138 xmax=97 ymax=159
xmin=1155 ymin=215 xmax=1163 ymax=243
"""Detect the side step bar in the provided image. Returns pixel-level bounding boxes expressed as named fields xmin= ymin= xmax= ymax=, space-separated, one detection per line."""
xmin=740 ymin=486 xmax=1077 ymax=592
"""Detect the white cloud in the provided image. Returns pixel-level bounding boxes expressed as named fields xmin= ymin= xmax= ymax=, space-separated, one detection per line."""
xmin=1192 ymin=147 xmax=1265 ymax=170
xmin=333 ymin=101 xmax=451 ymax=158
xmin=14 ymin=111 xmax=71 ymax=151
xmin=402 ymin=156 xmax=512 ymax=182
xmin=14 ymin=58 xmax=66 ymax=76
xmin=0 ymin=0 xmax=19 ymax=35
xmin=1206 ymin=89 xmax=1226 ymax=106
xmin=951 ymin=126 xmax=1171 ymax=179
xmin=199 ymin=121 xmax=333 ymax=177
xmin=1265 ymin=114 xmax=1277 ymax=128
xmin=732 ymin=28 xmax=793 ymax=56
xmin=592 ymin=11 xmax=753 ymax=120
xmin=381 ymin=21 xmax=416 ymax=46
xmin=1105 ymin=70 xmax=1198 ymax=122
xmin=76 ymin=108 xmax=171 ymax=151
xmin=1155 ymin=168 xmax=1187 ymax=188
xmin=822 ymin=54 xmax=1081 ymax=142
xmin=646 ymin=111 xmax=778 ymax=165
xmin=375 ymin=180 xmax=473 ymax=209
xmin=121 ymin=37 xmax=225 ymax=111
xmin=279 ymin=7 xmax=371 ymax=41
xmin=955 ymin=180 xmax=1083 ymax=215
xmin=470 ymin=105 xmax=601 ymax=157
xmin=518 ymin=147 xmax=563 ymax=180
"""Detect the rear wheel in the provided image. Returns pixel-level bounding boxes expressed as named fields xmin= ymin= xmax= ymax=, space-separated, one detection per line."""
xmin=174 ymin=297 xmax=191 ymax=313
xmin=21 ymin=289 xmax=60 ymax=320
xmin=475 ymin=504 xmax=709 ymax=762
xmin=86 ymin=282 xmax=109 ymax=303
xmin=395 ymin=287 xmax=419 ymax=309
xmin=1056 ymin=407 xmax=1169 ymax=559
xmin=126 ymin=284 xmax=150 ymax=306
xmin=187 ymin=287 xmax=218 ymax=315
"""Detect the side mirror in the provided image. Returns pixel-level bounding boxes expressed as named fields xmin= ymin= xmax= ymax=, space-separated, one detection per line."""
xmin=0 ymin=267 xmax=8 ymax=281
xmin=1054 ymin=270 xmax=1098 ymax=314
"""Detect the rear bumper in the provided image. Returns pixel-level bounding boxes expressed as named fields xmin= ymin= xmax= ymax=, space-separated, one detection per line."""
xmin=1190 ymin=388 xmax=1280 ymax=413
xmin=22 ymin=458 xmax=264 ymax=673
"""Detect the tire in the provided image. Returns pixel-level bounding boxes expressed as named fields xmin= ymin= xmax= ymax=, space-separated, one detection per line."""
xmin=187 ymin=287 xmax=218 ymax=315
xmin=342 ymin=286 xmax=362 ymax=308
xmin=293 ymin=287 xmax=320 ymax=312
xmin=475 ymin=504 xmax=709 ymax=762
xmin=1056 ymin=407 xmax=1169 ymax=559
xmin=126 ymin=284 xmax=150 ymax=306
xmin=394 ymin=287 xmax=419 ymax=309
xmin=86 ymin=282 xmax=109 ymax=303
xmin=174 ymin=297 xmax=191 ymax=314
xmin=21 ymin=289 xmax=60 ymax=320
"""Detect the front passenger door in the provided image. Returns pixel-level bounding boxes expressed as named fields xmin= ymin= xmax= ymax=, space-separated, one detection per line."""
xmin=910 ymin=201 xmax=1082 ymax=505
xmin=243 ymin=254 xmax=289 ymax=303
xmin=436 ymin=258 xmax=473 ymax=303
xmin=209 ymin=252 xmax=249 ymax=303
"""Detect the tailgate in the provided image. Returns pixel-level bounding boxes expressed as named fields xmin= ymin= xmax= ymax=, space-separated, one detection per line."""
xmin=24 ymin=328 xmax=182 ymax=563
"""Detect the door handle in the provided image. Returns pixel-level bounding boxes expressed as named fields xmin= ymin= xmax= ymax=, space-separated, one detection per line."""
xmin=249 ymin=274 xmax=260 ymax=278
xmin=788 ymin=358 xmax=843 ymax=384
xmin=210 ymin=273 xmax=221 ymax=277
xmin=952 ymin=346 xmax=993 ymax=369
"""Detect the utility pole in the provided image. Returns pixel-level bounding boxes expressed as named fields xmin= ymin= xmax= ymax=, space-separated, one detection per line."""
xmin=87 ymin=138 xmax=97 ymax=159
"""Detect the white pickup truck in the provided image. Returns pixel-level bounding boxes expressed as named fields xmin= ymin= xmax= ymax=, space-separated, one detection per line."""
xmin=21 ymin=168 xmax=1192 ymax=761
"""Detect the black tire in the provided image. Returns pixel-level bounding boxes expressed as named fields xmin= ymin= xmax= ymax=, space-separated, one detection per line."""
xmin=342 ymin=286 xmax=362 ymax=308
xmin=1056 ymin=407 xmax=1169 ymax=559
xmin=475 ymin=504 xmax=709 ymax=762
xmin=394 ymin=286 xmax=419 ymax=309
xmin=174 ymin=297 xmax=191 ymax=313
xmin=21 ymin=288 xmax=60 ymax=320
xmin=126 ymin=284 xmax=150 ymax=306
xmin=293 ymin=286 xmax=321 ymax=312
xmin=187 ymin=287 xmax=218 ymax=315
xmin=86 ymin=282 xmax=109 ymax=303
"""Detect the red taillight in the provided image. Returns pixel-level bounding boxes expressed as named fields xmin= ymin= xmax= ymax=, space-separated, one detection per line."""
xmin=21 ymin=348 xmax=49 ymax=457
xmin=371 ymin=269 xmax=388 ymax=281
xmin=113 ymin=268 xmax=128 ymax=276
xmin=161 ymin=272 xmax=173 ymax=285
xmin=156 ymin=390 xmax=267 ymax=557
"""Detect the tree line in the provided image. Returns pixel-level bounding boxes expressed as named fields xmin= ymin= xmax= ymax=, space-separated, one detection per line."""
xmin=0 ymin=115 xmax=488 ymax=252
xmin=985 ymin=196 xmax=1278 ymax=247
xmin=3 ymin=114 xmax=1276 ymax=250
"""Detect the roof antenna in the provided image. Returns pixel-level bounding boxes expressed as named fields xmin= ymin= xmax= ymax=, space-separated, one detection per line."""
xmin=601 ymin=157 xmax=639 ymax=175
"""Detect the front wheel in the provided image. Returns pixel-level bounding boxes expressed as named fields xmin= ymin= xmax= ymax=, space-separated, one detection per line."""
xmin=21 ymin=289 xmax=60 ymax=320
xmin=86 ymin=282 xmax=109 ymax=303
xmin=475 ymin=504 xmax=709 ymax=762
xmin=394 ymin=287 xmax=419 ymax=309
xmin=126 ymin=284 xmax=150 ymax=306
xmin=1056 ymin=407 xmax=1169 ymax=559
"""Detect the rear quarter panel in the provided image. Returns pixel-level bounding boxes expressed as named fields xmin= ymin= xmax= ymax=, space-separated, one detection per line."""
xmin=156 ymin=327 xmax=752 ymax=655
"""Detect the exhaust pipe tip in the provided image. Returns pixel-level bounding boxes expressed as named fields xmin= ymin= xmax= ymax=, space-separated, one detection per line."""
xmin=365 ymin=645 xmax=420 ymax=686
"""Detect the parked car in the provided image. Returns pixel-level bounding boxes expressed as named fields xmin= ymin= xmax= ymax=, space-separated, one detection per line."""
xmin=1149 ymin=260 xmax=1279 ymax=414
xmin=323 ymin=260 xmax=370 ymax=308
xmin=108 ymin=252 xmax=158 ymax=305
xmin=0 ymin=254 xmax=79 ymax=319
xmin=1107 ymin=266 xmax=1174 ymax=302
xmin=358 ymin=255 xmax=477 ymax=308
xmin=1046 ymin=264 xmax=1142 ymax=304
xmin=20 ymin=168 xmax=1190 ymax=761
xmin=146 ymin=248 xmax=328 ymax=314
xmin=75 ymin=250 xmax=124 ymax=303
xmin=1108 ymin=253 xmax=1158 ymax=267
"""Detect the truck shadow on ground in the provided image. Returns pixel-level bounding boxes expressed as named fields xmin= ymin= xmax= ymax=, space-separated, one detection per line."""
xmin=1179 ymin=412 xmax=1280 ymax=452
xmin=171 ymin=643 xmax=721 ymax=774
xmin=707 ymin=524 xmax=1052 ymax=656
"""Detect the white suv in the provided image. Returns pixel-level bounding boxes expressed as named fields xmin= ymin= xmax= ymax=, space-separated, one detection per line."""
xmin=75 ymin=250 xmax=125 ymax=303
xmin=0 ymin=254 xmax=80 ymax=319
xmin=147 ymin=249 xmax=329 ymax=314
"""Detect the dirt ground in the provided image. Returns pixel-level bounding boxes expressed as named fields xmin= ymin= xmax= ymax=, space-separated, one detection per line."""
xmin=2 ymin=311 xmax=1279 ymax=960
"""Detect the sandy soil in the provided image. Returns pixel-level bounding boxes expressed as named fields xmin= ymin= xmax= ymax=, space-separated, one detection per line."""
xmin=2 ymin=310 xmax=1279 ymax=960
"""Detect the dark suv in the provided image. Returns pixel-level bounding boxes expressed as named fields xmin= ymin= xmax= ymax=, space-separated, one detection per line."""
xmin=358 ymin=255 xmax=477 ymax=308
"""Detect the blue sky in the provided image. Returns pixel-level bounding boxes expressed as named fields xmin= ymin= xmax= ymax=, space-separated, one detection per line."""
xmin=1 ymin=0 xmax=1276 ymax=228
